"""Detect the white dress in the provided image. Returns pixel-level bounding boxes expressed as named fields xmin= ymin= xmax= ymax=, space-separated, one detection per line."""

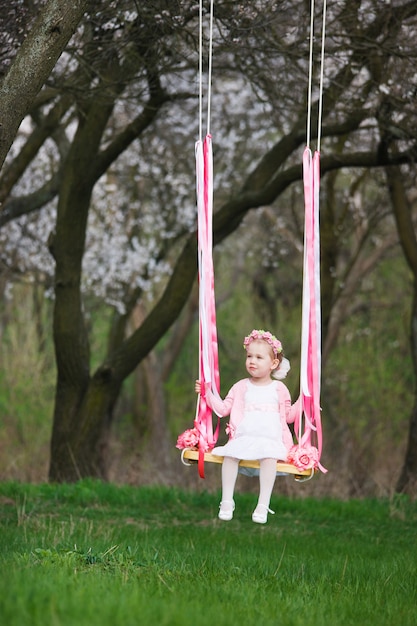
xmin=212 ymin=380 xmax=288 ymax=461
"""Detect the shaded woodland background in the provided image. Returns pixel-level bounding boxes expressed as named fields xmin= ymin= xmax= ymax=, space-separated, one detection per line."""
xmin=0 ymin=248 xmax=411 ymax=499
xmin=0 ymin=0 xmax=416 ymax=497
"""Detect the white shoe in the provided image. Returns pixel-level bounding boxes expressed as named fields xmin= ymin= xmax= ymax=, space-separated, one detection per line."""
xmin=252 ymin=504 xmax=275 ymax=524
xmin=218 ymin=500 xmax=235 ymax=521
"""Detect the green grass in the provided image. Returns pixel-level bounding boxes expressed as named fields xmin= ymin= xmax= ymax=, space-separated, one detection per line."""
xmin=0 ymin=481 xmax=416 ymax=626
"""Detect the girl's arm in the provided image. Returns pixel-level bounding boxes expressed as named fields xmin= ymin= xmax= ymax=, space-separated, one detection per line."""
xmin=206 ymin=388 xmax=234 ymax=417
xmin=195 ymin=380 xmax=235 ymax=417
xmin=279 ymin=382 xmax=300 ymax=424
xmin=288 ymin=395 xmax=301 ymax=424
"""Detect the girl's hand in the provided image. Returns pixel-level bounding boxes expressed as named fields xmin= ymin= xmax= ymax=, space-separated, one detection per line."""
xmin=195 ymin=380 xmax=210 ymax=395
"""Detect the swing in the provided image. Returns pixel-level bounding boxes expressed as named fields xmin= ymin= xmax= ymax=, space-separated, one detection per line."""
xmin=177 ymin=0 xmax=327 ymax=482
xmin=180 ymin=449 xmax=315 ymax=481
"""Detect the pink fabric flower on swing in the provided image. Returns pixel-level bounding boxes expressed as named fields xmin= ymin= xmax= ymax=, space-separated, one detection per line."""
xmin=287 ymin=444 xmax=319 ymax=471
xmin=176 ymin=428 xmax=199 ymax=450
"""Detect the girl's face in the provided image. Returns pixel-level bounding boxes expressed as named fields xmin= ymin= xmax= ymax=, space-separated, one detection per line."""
xmin=245 ymin=340 xmax=279 ymax=384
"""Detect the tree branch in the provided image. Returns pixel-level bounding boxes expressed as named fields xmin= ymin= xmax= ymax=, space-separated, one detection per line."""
xmin=102 ymin=140 xmax=417 ymax=383
xmin=0 ymin=0 xmax=91 ymax=170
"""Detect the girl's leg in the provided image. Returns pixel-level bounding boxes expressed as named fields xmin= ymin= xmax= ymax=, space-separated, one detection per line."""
xmin=253 ymin=458 xmax=277 ymax=522
xmin=219 ymin=456 xmax=239 ymax=518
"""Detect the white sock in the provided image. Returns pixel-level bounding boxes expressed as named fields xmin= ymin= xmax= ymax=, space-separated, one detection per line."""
xmin=256 ymin=458 xmax=277 ymax=511
xmin=220 ymin=457 xmax=239 ymax=509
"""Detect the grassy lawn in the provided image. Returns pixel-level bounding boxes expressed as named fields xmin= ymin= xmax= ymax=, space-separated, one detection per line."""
xmin=0 ymin=480 xmax=416 ymax=626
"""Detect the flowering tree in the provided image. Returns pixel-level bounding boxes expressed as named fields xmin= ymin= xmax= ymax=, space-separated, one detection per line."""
xmin=1 ymin=0 xmax=417 ymax=488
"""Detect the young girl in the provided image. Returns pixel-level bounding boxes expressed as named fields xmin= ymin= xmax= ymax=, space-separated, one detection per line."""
xmin=195 ymin=329 xmax=299 ymax=524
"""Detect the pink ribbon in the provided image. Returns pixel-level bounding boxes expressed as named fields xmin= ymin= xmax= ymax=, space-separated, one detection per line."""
xmin=299 ymin=147 xmax=326 ymax=473
xmin=195 ymin=135 xmax=220 ymax=477
xmin=193 ymin=139 xmax=326 ymax=475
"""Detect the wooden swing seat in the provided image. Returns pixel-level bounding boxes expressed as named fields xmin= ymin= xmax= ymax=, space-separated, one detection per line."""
xmin=181 ymin=448 xmax=315 ymax=481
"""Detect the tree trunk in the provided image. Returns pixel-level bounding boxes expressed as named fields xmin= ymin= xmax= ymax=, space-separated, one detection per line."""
xmin=396 ymin=286 xmax=417 ymax=493
xmin=48 ymin=73 xmax=169 ymax=482
xmin=384 ymin=164 xmax=417 ymax=494
xmin=130 ymin=304 xmax=172 ymax=476
xmin=49 ymin=373 xmax=122 ymax=481
xmin=48 ymin=83 xmax=115 ymax=481
xmin=142 ymin=352 xmax=171 ymax=468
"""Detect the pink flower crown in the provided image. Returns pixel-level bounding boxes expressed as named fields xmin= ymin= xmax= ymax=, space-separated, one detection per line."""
xmin=243 ymin=329 xmax=282 ymax=356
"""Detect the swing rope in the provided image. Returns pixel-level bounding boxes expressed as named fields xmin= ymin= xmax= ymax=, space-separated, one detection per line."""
xmin=194 ymin=0 xmax=220 ymax=477
xmin=297 ymin=0 xmax=327 ymax=473
xmin=317 ymin=0 xmax=327 ymax=153
xmin=306 ymin=0 xmax=327 ymax=151
xmin=206 ymin=0 xmax=214 ymax=136
xmin=198 ymin=0 xmax=203 ymax=141
xmin=306 ymin=0 xmax=315 ymax=150
xmin=198 ymin=0 xmax=214 ymax=140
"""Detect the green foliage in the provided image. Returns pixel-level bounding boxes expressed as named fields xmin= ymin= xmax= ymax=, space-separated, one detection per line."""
xmin=0 ymin=482 xmax=416 ymax=626
xmin=164 ymin=321 xmax=201 ymax=439
xmin=324 ymin=256 xmax=412 ymax=462
xmin=0 ymin=286 xmax=55 ymax=481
